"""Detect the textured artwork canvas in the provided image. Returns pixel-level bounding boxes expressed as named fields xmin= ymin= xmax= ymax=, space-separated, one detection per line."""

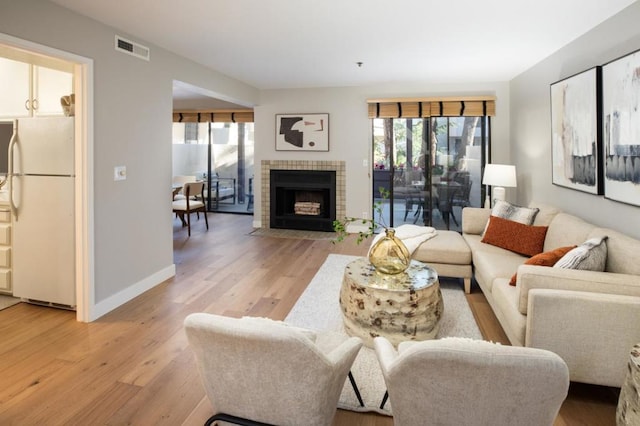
xmin=602 ymin=49 xmax=640 ymax=206
xmin=550 ymin=67 xmax=602 ymax=194
xmin=275 ymin=113 xmax=329 ymax=151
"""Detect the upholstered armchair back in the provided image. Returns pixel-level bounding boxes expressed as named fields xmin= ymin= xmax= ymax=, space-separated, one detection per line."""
xmin=374 ymin=337 xmax=569 ymax=426
xmin=184 ymin=313 xmax=362 ymax=426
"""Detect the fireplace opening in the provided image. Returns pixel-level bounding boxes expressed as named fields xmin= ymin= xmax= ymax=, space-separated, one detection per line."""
xmin=293 ymin=191 xmax=324 ymax=216
xmin=271 ymin=170 xmax=336 ymax=231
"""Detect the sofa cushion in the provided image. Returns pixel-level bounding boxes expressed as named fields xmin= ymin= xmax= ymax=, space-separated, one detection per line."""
xmin=462 ymin=208 xmax=491 ymax=235
xmin=472 ymin=249 xmax=526 ymax=293
xmin=554 ymin=236 xmax=608 ymax=271
xmin=543 ymin=213 xmax=594 ymax=251
xmin=528 ymin=202 xmax=562 ymax=226
xmin=509 ymin=245 xmax=576 ymax=285
xmin=490 ymin=279 xmax=527 ymax=346
xmin=412 ymin=230 xmax=471 ymax=265
xmin=481 ymin=216 xmax=548 ymax=257
xmin=590 ymin=228 xmax=640 ymax=276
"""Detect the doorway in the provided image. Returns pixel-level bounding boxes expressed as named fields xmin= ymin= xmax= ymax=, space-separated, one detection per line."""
xmin=0 ymin=33 xmax=92 ymax=322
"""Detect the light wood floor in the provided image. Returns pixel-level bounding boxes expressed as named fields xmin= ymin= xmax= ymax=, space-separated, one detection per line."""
xmin=0 ymin=213 xmax=620 ymax=425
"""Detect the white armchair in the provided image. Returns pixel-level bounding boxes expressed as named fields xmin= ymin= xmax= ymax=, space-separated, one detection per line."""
xmin=374 ymin=337 xmax=569 ymax=426
xmin=184 ymin=313 xmax=363 ymax=426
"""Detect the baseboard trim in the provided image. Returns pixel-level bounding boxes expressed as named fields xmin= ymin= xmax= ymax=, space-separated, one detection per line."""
xmin=89 ymin=264 xmax=176 ymax=321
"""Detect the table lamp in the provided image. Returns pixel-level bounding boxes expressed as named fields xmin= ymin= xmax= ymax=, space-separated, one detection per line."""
xmin=482 ymin=164 xmax=517 ymax=208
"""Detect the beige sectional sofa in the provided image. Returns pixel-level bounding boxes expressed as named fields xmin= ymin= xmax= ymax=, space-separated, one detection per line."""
xmin=462 ymin=202 xmax=640 ymax=387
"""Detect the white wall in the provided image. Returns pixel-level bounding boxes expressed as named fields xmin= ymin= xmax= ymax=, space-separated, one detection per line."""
xmin=511 ymin=1 xmax=640 ymax=239
xmin=254 ymin=82 xmax=510 ymax=226
xmin=1 ymin=0 xmax=259 ymax=317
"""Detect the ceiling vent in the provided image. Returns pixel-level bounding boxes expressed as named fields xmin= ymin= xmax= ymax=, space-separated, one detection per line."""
xmin=115 ymin=35 xmax=150 ymax=61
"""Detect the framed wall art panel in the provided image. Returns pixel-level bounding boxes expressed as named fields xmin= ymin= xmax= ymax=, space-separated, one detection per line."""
xmin=602 ymin=49 xmax=640 ymax=206
xmin=550 ymin=66 xmax=603 ymax=194
xmin=275 ymin=113 xmax=329 ymax=151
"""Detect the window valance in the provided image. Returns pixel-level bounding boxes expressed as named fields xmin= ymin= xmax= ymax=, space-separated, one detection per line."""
xmin=172 ymin=110 xmax=254 ymax=123
xmin=367 ymin=96 xmax=496 ymax=118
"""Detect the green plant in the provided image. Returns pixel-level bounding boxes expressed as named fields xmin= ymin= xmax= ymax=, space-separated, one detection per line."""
xmin=332 ymin=187 xmax=389 ymax=244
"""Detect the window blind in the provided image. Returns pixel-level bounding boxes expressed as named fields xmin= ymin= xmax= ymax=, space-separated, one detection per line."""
xmin=367 ymin=96 xmax=495 ymax=118
xmin=172 ymin=110 xmax=254 ymax=123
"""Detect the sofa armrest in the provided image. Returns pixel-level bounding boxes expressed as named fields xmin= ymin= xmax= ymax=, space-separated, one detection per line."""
xmin=526 ymin=288 xmax=640 ymax=387
xmin=461 ymin=207 xmax=490 ymax=235
xmin=517 ymin=264 xmax=640 ymax=314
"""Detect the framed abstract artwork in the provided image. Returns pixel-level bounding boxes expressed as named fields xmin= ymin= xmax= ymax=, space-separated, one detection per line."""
xmin=550 ymin=66 xmax=603 ymax=194
xmin=602 ymin=49 xmax=640 ymax=206
xmin=275 ymin=113 xmax=329 ymax=151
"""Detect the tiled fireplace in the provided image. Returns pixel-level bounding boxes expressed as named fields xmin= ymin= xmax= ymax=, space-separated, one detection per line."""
xmin=261 ymin=160 xmax=346 ymax=231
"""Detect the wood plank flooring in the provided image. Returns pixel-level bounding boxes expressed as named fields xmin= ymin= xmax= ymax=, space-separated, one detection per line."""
xmin=0 ymin=213 xmax=620 ymax=425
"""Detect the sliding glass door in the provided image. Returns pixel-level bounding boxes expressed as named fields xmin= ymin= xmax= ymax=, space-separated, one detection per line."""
xmin=172 ymin=122 xmax=255 ymax=214
xmin=372 ymin=116 xmax=489 ymax=231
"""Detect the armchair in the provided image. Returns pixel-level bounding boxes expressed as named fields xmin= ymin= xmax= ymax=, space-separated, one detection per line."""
xmin=184 ymin=313 xmax=363 ymax=426
xmin=374 ymin=336 xmax=569 ymax=426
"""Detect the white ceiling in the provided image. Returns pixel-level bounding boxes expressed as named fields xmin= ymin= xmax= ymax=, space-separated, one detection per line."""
xmin=51 ymin=0 xmax=636 ymax=97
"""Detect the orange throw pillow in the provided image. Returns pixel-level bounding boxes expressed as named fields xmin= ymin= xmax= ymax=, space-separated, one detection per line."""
xmin=481 ymin=215 xmax=548 ymax=257
xmin=509 ymin=245 xmax=577 ymax=286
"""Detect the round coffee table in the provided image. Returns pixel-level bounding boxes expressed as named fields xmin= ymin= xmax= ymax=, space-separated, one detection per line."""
xmin=339 ymin=257 xmax=443 ymax=347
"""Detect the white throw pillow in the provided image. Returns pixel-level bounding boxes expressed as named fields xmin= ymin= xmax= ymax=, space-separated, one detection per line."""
xmin=490 ymin=200 xmax=539 ymax=225
xmin=483 ymin=200 xmax=540 ymax=235
xmin=554 ymin=236 xmax=608 ymax=271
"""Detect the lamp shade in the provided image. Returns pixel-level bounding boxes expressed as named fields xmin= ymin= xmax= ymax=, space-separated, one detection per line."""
xmin=482 ymin=164 xmax=517 ymax=187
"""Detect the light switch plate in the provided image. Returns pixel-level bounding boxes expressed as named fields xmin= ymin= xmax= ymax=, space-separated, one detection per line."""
xmin=114 ymin=166 xmax=126 ymax=181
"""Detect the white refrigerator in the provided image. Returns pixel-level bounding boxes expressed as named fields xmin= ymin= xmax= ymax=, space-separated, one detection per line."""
xmin=9 ymin=117 xmax=75 ymax=307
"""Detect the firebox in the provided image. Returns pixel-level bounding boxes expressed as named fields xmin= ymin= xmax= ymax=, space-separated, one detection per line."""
xmin=270 ymin=169 xmax=336 ymax=231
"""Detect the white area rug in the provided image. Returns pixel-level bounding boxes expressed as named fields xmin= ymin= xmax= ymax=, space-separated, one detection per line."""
xmin=285 ymin=254 xmax=483 ymax=416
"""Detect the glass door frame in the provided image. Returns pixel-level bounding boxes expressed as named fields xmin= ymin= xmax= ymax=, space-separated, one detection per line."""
xmin=372 ymin=116 xmax=490 ymax=231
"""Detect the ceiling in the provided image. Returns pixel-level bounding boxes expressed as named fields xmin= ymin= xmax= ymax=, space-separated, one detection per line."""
xmin=50 ymin=0 xmax=636 ymax=105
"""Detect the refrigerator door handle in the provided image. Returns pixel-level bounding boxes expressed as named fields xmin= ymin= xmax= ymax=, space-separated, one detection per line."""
xmin=8 ymin=120 xmax=18 ymax=221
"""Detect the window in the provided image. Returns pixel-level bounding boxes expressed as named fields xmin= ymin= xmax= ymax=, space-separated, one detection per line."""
xmin=369 ymin=98 xmax=492 ymax=231
xmin=172 ymin=121 xmax=254 ymax=214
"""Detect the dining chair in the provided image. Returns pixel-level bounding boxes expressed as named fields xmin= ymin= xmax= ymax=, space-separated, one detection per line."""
xmin=452 ymin=172 xmax=473 ymax=209
xmin=172 ymin=182 xmax=208 ymax=236
xmin=435 ymin=183 xmax=460 ymax=229
xmin=172 ymin=175 xmax=197 ymax=200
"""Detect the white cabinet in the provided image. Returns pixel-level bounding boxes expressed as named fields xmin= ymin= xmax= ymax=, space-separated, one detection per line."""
xmin=0 ymin=208 xmax=11 ymax=294
xmin=0 ymin=57 xmax=30 ymax=118
xmin=33 ymin=66 xmax=74 ymax=116
xmin=0 ymin=57 xmax=73 ymax=118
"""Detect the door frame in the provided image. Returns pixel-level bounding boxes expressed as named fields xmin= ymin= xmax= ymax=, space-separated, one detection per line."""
xmin=0 ymin=32 xmax=94 ymax=322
